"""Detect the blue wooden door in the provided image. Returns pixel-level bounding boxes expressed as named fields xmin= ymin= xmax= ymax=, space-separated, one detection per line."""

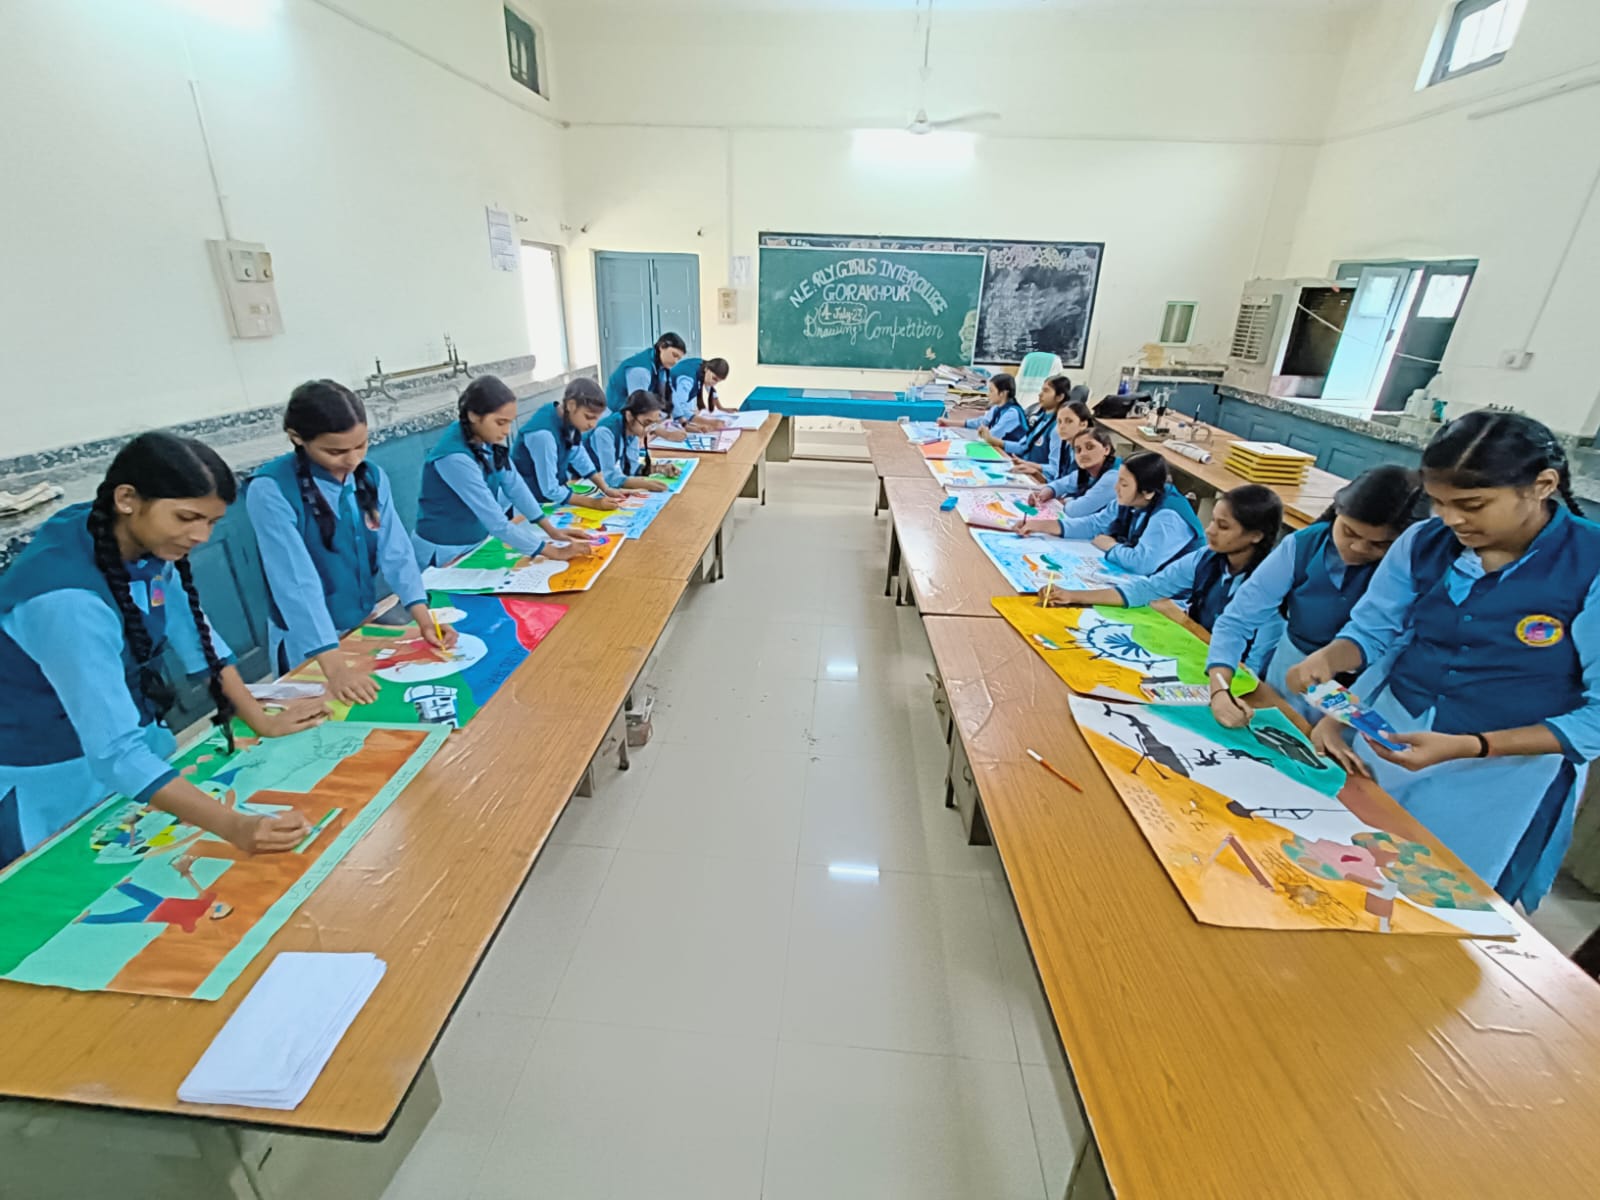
xmin=594 ymin=252 xmax=701 ymax=380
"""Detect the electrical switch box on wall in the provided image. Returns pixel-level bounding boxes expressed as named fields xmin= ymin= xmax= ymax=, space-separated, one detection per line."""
xmin=716 ymin=287 xmax=738 ymax=325
xmin=206 ymin=239 xmax=284 ymax=338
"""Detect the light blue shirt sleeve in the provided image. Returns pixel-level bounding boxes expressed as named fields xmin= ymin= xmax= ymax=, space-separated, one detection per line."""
xmin=434 ymin=454 xmax=546 ymax=557
xmin=1547 ymin=574 xmax=1600 ymax=761
xmin=245 ymin=477 xmax=342 ymax=659
xmin=570 ymin=442 xmax=599 ymax=481
xmin=1056 ymin=504 xmax=1117 ymax=541
xmin=518 ymin=429 xmax=573 ymax=506
xmin=1103 ymin=509 xmax=1194 ymax=574
xmin=3 ymin=592 xmax=180 ymax=803
xmin=1334 ymin=522 xmax=1428 ymax=672
xmin=1111 ymin=549 xmax=1202 ymax=609
xmin=1206 ymin=535 xmax=1296 ymax=673
xmin=588 ymin=425 xmax=625 ymax=488
xmin=624 ymin=365 xmax=653 ymax=396
xmin=373 ymin=469 xmax=427 ymax=610
xmin=1051 ymin=469 xmax=1119 ymax=518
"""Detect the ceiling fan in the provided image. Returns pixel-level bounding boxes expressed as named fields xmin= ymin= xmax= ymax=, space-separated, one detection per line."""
xmin=903 ymin=0 xmax=999 ymax=135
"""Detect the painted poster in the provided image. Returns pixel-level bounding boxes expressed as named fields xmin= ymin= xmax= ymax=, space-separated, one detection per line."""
xmin=421 ymin=532 xmax=623 ymax=595
xmin=1068 ymin=698 xmax=1513 ymax=938
xmin=0 ymin=722 xmax=449 ymax=999
xmin=926 ymin=459 xmax=1033 ymax=489
xmin=902 ymin=422 xmax=971 ymax=444
xmin=705 ymin=409 xmax=770 ymax=430
xmin=994 ymin=594 xmax=1256 ymax=701
xmin=550 ymin=492 xmax=674 ymax=540
xmin=920 ymin=440 xmax=1005 ymax=462
xmin=284 ymin=593 xmax=565 ymax=726
xmin=646 ymin=456 xmax=698 ymax=492
xmin=952 ymin=489 xmax=1061 ymax=532
xmin=971 ymin=530 xmax=1115 ymax=593
xmin=648 ymin=431 xmax=739 ymax=454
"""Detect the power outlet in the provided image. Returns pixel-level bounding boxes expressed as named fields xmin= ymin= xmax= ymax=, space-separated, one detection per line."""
xmin=1498 ymin=349 xmax=1533 ymax=370
xmin=207 ymin=238 xmax=284 ymax=339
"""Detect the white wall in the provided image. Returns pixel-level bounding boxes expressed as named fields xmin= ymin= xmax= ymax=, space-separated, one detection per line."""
xmin=1283 ymin=0 xmax=1600 ymax=434
xmin=0 ymin=0 xmax=564 ymax=456
xmin=553 ymin=5 xmax=1349 ymax=400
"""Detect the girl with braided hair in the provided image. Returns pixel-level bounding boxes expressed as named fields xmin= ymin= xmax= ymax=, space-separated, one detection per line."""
xmin=0 ymin=433 xmax=326 ymax=864
xmin=247 ymin=380 xmax=457 ymax=701
xmin=411 ymin=375 xmax=598 ymax=569
xmin=586 ymin=389 xmax=675 ymax=496
xmin=1287 ymin=410 xmax=1600 ymax=911
xmin=656 ymin=356 xmax=731 ymax=442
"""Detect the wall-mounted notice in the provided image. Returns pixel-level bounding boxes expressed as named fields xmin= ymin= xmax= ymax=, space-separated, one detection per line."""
xmin=760 ymin=232 xmax=1103 ymax=367
xmin=486 ymin=207 xmax=517 ymax=272
xmin=756 ymin=246 xmax=984 ymax=370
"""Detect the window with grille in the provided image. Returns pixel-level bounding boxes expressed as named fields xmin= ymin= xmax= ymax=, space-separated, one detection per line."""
xmin=1425 ymin=0 xmax=1526 ymax=88
xmin=1230 ymin=301 xmax=1275 ymax=363
xmin=505 ymin=7 xmax=544 ymax=97
xmin=1159 ymin=302 xmax=1196 ymax=345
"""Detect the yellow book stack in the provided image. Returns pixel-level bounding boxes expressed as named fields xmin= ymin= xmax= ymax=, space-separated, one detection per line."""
xmin=1224 ymin=440 xmax=1315 ymax=485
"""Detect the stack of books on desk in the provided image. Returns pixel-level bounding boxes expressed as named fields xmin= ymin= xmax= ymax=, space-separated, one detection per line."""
xmin=1224 ymin=440 xmax=1315 ymax=485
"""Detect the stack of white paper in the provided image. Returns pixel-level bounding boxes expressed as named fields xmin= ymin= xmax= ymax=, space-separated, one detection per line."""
xmin=707 ymin=408 xmax=769 ymax=430
xmin=179 ymin=952 xmax=386 ymax=1110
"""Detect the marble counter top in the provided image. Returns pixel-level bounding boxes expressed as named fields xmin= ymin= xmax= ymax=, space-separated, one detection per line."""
xmin=0 ymin=358 xmax=595 ymax=572
xmin=1214 ymin=385 xmax=1429 ymax=449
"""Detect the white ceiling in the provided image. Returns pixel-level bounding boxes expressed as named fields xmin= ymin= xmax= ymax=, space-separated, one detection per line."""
xmin=568 ymin=0 xmax=1371 ymax=11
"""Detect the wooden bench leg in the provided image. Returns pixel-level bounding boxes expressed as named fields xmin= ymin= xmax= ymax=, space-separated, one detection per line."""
xmin=874 ymin=474 xmax=887 ymax=517
xmin=884 ymin=524 xmax=902 ymax=597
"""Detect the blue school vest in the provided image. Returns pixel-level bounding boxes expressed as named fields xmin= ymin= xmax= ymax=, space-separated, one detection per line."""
xmin=0 ymin=504 xmax=171 ymax=767
xmin=1052 ymin=437 xmax=1080 ymax=481
xmin=416 ymin=424 xmax=508 ymax=547
xmin=1107 ymin=484 xmax=1203 ymax=569
xmin=670 ymin=357 xmax=710 ymax=414
xmin=1385 ymin=510 xmax=1600 ymax=734
xmin=1186 ymin=550 xmax=1238 ymax=632
xmin=606 ymin=348 xmax=669 ymax=411
xmin=1015 ymin=409 xmax=1055 ymax=463
xmin=1281 ymin=523 xmax=1377 ymax=654
xmin=985 ymin=400 xmax=1025 ymax=438
xmin=589 ymin=410 xmax=638 ymax=477
xmin=253 ymin=454 xmax=380 ymax=637
xmin=513 ymin=401 xmax=585 ymax=503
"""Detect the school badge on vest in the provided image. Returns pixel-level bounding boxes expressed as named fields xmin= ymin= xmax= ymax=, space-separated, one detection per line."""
xmin=1516 ymin=614 xmax=1564 ymax=647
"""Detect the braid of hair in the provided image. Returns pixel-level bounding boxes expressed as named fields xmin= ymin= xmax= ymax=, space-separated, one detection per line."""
xmin=87 ymin=483 xmax=176 ymax=718
xmin=353 ymin=461 xmax=382 ymax=528
xmin=294 ymin=444 xmax=338 ymax=550
xmin=459 ymin=406 xmax=491 ymax=475
xmin=1541 ymin=433 xmax=1584 ymax=515
xmin=175 ymin=557 xmax=236 ymax=755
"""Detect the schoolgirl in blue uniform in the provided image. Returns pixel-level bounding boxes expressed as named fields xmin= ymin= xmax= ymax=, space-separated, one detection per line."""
xmin=1038 ymin=427 xmax=1121 ymax=518
xmin=605 ymin=332 xmax=687 ymax=412
xmin=938 ymin=372 xmax=1025 ymax=443
xmin=1019 ymin=451 xmax=1203 ymax=574
xmin=514 ymin=377 xmax=616 ymax=510
xmin=0 ymin=434 xmax=325 ymax=864
xmin=247 ymin=380 xmax=455 ymax=700
xmin=990 ymin=374 xmax=1070 ymax=463
xmin=1040 ymin=485 xmax=1285 ymax=674
xmin=669 ymin=356 xmax=730 ymax=425
xmin=1288 ymin=412 xmax=1600 ymax=910
xmin=587 ymin=390 xmax=676 ymax=495
xmin=1206 ymin=464 xmax=1425 ymax=727
xmin=411 ymin=377 xmax=596 ymax=569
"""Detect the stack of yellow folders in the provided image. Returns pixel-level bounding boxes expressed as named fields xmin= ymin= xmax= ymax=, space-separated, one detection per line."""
xmin=1224 ymin=440 xmax=1315 ymax=485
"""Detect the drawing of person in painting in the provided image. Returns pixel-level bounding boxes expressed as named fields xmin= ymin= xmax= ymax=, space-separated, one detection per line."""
xmin=76 ymin=854 xmax=232 ymax=931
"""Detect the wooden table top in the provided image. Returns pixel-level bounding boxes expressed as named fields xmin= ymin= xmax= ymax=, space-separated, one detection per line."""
xmin=923 ymin=614 xmax=1600 ymax=1198
xmin=882 ymin=475 xmax=1010 ymax=619
xmin=0 ymin=421 xmax=776 ymax=1136
xmin=1099 ymin=416 xmax=1345 ymax=528
xmin=863 ymin=423 xmax=936 ymax=479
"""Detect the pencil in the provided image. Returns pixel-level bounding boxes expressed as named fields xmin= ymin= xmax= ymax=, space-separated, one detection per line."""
xmin=1041 ymin=570 xmax=1056 ymax=609
xmin=293 ymin=807 xmax=343 ymax=854
xmin=430 ymin=609 xmax=445 ymax=645
xmin=1027 ymin=748 xmax=1084 ymax=792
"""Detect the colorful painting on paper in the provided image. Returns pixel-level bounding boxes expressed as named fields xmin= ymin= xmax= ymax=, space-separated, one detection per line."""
xmin=993 ymin=595 xmax=1257 ymax=700
xmin=920 ymin=440 xmax=1005 ymax=462
xmin=549 ymin=493 xmax=673 ymax=540
xmin=648 ymin=431 xmax=739 ymax=454
xmin=953 ymin=490 xmax=1061 ymax=532
xmin=1067 ymin=698 xmax=1512 ymax=938
xmin=900 ymin=422 xmax=959 ymax=444
xmin=925 ymin=459 xmax=1033 ymax=489
xmin=421 ymin=532 xmax=623 ymax=594
xmin=284 ymin=592 xmax=564 ymax=726
xmin=646 ymin=456 xmax=698 ymax=492
xmin=971 ymin=530 xmax=1114 ymax=593
xmin=0 ymin=722 xmax=449 ymax=999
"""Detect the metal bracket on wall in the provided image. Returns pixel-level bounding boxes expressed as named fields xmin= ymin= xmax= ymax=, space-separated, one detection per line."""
xmin=365 ymin=335 xmax=477 ymax=401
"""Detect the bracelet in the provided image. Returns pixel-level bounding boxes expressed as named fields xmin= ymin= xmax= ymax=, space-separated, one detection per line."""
xmin=1472 ymin=733 xmax=1491 ymax=758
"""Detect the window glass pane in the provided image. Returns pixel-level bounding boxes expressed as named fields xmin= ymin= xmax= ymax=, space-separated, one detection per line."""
xmin=521 ymin=244 xmax=568 ymax=373
xmin=1417 ymin=274 xmax=1470 ymax=319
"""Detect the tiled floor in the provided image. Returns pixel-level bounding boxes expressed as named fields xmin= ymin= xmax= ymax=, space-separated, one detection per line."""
xmin=382 ymin=461 xmax=1086 ymax=1200
xmin=378 ymin=458 xmax=1600 ymax=1200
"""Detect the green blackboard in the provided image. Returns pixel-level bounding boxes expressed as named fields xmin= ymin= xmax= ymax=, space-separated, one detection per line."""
xmin=757 ymin=246 xmax=985 ymax=370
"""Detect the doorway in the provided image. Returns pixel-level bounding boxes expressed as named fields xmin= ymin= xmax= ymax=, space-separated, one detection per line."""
xmin=594 ymin=252 xmax=701 ymax=381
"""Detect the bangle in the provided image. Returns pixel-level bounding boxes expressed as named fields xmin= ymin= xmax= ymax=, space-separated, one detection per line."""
xmin=1472 ymin=733 xmax=1491 ymax=758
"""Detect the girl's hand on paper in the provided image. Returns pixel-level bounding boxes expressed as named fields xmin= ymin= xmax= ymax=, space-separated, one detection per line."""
xmin=237 ymin=809 xmax=312 ymax=854
xmin=1090 ymin=534 xmax=1117 ymax=551
xmin=1015 ymin=517 xmax=1057 ymax=537
xmin=1037 ymin=588 xmax=1088 ymax=608
xmin=1027 ymin=486 xmax=1055 ymax=507
xmin=418 ymin=620 xmax=458 ymax=653
xmin=1312 ymin=716 xmax=1371 ymax=777
xmin=255 ymin=697 xmax=331 ymax=738
xmin=1209 ymin=687 xmax=1252 ymax=729
xmin=540 ymin=540 xmax=596 ymax=562
xmin=322 ymin=659 xmax=379 ymax=706
xmin=979 ymin=427 xmax=1003 ymax=447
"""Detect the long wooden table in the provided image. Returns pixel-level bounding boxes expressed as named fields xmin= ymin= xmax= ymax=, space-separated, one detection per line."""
xmin=1100 ymin=415 xmax=1345 ymax=528
xmin=0 ymin=418 xmax=779 ymax=1139
xmin=882 ymin=475 xmax=1010 ymax=619
xmin=862 ymin=421 xmax=1600 ymax=1197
